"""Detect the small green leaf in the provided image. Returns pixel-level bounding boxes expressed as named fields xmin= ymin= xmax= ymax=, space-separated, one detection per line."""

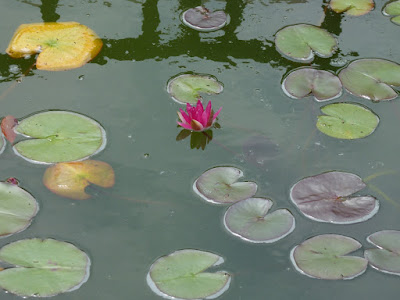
xmin=147 ymin=249 xmax=231 ymax=299
xmin=0 ymin=238 xmax=90 ymax=297
xmin=383 ymin=1 xmax=400 ymax=25
xmin=316 ymin=103 xmax=379 ymax=139
xmin=330 ymin=0 xmax=374 ymax=16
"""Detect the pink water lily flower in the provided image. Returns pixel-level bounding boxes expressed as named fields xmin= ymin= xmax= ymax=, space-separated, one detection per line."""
xmin=177 ymin=100 xmax=222 ymax=131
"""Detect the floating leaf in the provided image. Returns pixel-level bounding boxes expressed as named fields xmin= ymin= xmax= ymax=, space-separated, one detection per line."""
xmin=338 ymin=59 xmax=400 ymax=101
xmin=13 ymin=111 xmax=106 ymax=164
xmin=167 ymin=74 xmax=223 ymax=104
xmin=223 ymin=198 xmax=295 ymax=243
xmin=1 ymin=116 xmax=18 ymax=143
xmin=147 ymin=249 xmax=230 ymax=300
xmin=0 ymin=238 xmax=90 ymax=297
xmin=290 ymin=234 xmax=368 ymax=280
xmin=182 ymin=6 xmax=228 ymax=32
xmin=329 ymin=0 xmax=374 ymax=16
xmin=0 ymin=181 xmax=38 ymax=237
xmin=282 ymin=68 xmax=342 ymax=101
xmin=242 ymin=135 xmax=279 ymax=166
xmin=365 ymin=230 xmax=400 ymax=275
xmin=275 ymin=24 xmax=337 ymax=62
xmin=383 ymin=1 xmax=400 ymax=25
xmin=316 ymin=103 xmax=379 ymax=139
xmin=6 ymin=22 xmax=103 ymax=71
xmin=193 ymin=167 xmax=257 ymax=204
xmin=290 ymin=171 xmax=379 ymax=224
xmin=43 ymin=160 xmax=115 ymax=200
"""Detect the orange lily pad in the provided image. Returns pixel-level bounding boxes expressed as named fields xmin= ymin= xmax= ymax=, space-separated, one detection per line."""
xmin=43 ymin=160 xmax=115 ymax=200
xmin=1 ymin=115 xmax=18 ymax=143
xmin=6 ymin=22 xmax=103 ymax=71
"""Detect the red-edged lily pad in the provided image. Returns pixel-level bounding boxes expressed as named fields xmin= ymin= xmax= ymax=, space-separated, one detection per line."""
xmin=43 ymin=160 xmax=115 ymax=200
xmin=1 ymin=116 xmax=18 ymax=143
xmin=282 ymin=68 xmax=342 ymax=101
xmin=182 ymin=6 xmax=228 ymax=32
xmin=290 ymin=171 xmax=379 ymax=224
xmin=329 ymin=0 xmax=374 ymax=16
xmin=291 ymin=234 xmax=368 ymax=280
xmin=364 ymin=230 xmax=400 ymax=276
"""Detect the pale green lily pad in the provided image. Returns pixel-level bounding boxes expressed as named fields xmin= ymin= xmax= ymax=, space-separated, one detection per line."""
xmin=291 ymin=234 xmax=368 ymax=280
xmin=330 ymin=0 xmax=374 ymax=16
xmin=223 ymin=198 xmax=295 ymax=243
xmin=275 ymin=24 xmax=337 ymax=62
xmin=316 ymin=103 xmax=379 ymax=139
xmin=0 ymin=181 xmax=38 ymax=238
xmin=282 ymin=68 xmax=342 ymax=101
xmin=364 ymin=230 xmax=400 ymax=276
xmin=383 ymin=1 xmax=400 ymax=25
xmin=194 ymin=167 xmax=257 ymax=204
xmin=147 ymin=249 xmax=231 ymax=300
xmin=167 ymin=74 xmax=223 ymax=104
xmin=0 ymin=238 xmax=90 ymax=297
xmin=13 ymin=111 xmax=106 ymax=164
xmin=338 ymin=59 xmax=400 ymax=101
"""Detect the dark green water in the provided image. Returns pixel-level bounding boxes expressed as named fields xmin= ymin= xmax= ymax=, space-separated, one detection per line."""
xmin=0 ymin=0 xmax=399 ymax=299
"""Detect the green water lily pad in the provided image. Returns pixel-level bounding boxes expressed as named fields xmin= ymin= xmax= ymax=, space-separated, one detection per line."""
xmin=13 ymin=111 xmax=106 ymax=164
xmin=275 ymin=24 xmax=337 ymax=62
xmin=364 ymin=230 xmax=400 ymax=275
xmin=223 ymin=198 xmax=295 ymax=243
xmin=330 ymin=0 xmax=374 ymax=16
xmin=316 ymin=103 xmax=379 ymax=139
xmin=282 ymin=68 xmax=342 ymax=101
xmin=0 ymin=181 xmax=38 ymax=237
xmin=291 ymin=234 xmax=368 ymax=280
xmin=383 ymin=1 xmax=400 ymax=25
xmin=147 ymin=249 xmax=231 ymax=300
xmin=167 ymin=74 xmax=223 ymax=104
xmin=194 ymin=167 xmax=257 ymax=204
xmin=0 ymin=238 xmax=90 ymax=297
xmin=339 ymin=59 xmax=400 ymax=101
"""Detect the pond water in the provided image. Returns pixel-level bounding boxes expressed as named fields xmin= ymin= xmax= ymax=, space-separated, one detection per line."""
xmin=0 ymin=0 xmax=399 ymax=299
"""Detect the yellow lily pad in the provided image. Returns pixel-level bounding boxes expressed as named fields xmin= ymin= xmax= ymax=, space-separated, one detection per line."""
xmin=43 ymin=160 xmax=115 ymax=200
xmin=6 ymin=22 xmax=103 ymax=71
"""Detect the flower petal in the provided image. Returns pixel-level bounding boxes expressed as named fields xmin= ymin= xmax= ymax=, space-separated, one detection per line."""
xmin=191 ymin=119 xmax=204 ymax=131
xmin=177 ymin=121 xmax=194 ymax=130
xmin=178 ymin=109 xmax=191 ymax=124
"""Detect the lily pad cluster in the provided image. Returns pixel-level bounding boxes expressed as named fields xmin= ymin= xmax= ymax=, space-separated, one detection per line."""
xmin=194 ymin=167 xmax=295 ymax=243
xmin=383 ymin=1 xmax=400 ymax=25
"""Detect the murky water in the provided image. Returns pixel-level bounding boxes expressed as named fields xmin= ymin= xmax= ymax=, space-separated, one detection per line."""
xmin=0 ymin=0 xmax=399 ymax=299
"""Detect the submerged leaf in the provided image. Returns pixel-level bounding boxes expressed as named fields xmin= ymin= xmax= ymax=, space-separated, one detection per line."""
xmin=1 ymin=116 xmax=18 ymax=143
xmin=316 ymin=102 xmax=379 ymax=139
xmin=290 ymin=171 xmax=379 ymax=224
xmin=330 ymin=0 xmax=374 ymax=16
xmin=194 ymin=167 xmax=257 ymax=204
xmin=182 ymin=6 xmax=228 ymax=32
xmin=6 ymin=22 xmax=102 ymax=71
xmin=383 ymin=1 xmax=400 ymax=25
xmin=223 ymin=198 xmax=295 ymax=243
xmin=13 ymin=111 xmax=106 ymax=164
xmin=275 ymin=24 xmax=337 ymax=62
xmin=0 ymin=238 xmax=90 ymax=297
xmin=282 ymin=68 xmax=342 ymax=101
xmin=242 ymin=135 xmax=279 ymax=166
xmin=291 ymin=234 xmax=368 ymax=280
xmin=167 ymin=74 xmax=223 ymax=104
xmin=0 ymin=181 xmax=38 ymax=237
xmin=147 ymin=249 xmax=230 ymax=299
xmin=365 ymin=230 xmax=400 ymax=275
xmin=43 ymin=160 xmax=115 ymax=200
xmin=339 ymin=59 xmax=400 ymax=101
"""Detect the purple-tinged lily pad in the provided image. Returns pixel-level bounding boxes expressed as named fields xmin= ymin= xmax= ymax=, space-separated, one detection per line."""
xmin=147 ymin=249 xmax=231 ymax=300
xmin=167 ymin=74 xmax=223 ymax=105
xmin=282 ymin=68 xmax=342 ymax=102
xmin=290 ymin=171 xmax=379 ymax=224
xmin=275 ymin=24 xmax=337 ymax=62
xmin=182 ymin=6 xmax=228 ymax=32
xmin=383 ymin=1 xmax=400 ymax=25
xmin=316 ymin=103 xmax=379 ymax=139
xmin=223 ymin=198 xmax=295 ymax=243
xmin=291 ymin=234 xmax=368 ymax=280
xmin=0 ymin=238 xmax=90 ymax=297
xmin=193 ymin=167 xmax=257 ymax=205
xmin=329 ymin=0 xmax=374 ymax=16
xmin=364 ymin=230 xmax=400 ymax=276
xmin=339 ymin=59 xmax=400 ymax=101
